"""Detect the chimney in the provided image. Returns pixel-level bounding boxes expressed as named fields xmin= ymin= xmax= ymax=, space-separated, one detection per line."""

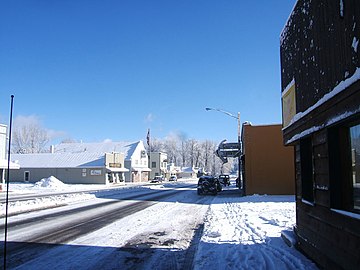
xmin=50 ymin=145 xmax=55 ymax=154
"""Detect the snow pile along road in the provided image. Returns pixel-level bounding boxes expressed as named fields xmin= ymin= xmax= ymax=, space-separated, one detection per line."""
xmin=0 ymin=176 xmax=101 ymax=217
xmin=34 ymin=176 xmax=67 ymax=189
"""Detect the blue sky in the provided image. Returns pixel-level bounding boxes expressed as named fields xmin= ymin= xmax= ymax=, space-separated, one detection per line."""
xmin=0 ymin=0 xmax=295 ymax=144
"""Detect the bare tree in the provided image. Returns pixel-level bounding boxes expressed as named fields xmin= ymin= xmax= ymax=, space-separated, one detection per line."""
xmin=201 ymin=140 xmax=213 ymax=172
xmin=148 ymin=137 xmax=163 ymax=152
xmin=180 ymin=140 xmax=187 ymax=167
xmin=186 ymin=139 xmax=201 ymax=168
xmin=145 ymin=132 xmax=227 ymax=175
xmin=12 ymin=116 xmax=50 ymax=153
xmin=163 ymin=138 xmax=178 ymax=164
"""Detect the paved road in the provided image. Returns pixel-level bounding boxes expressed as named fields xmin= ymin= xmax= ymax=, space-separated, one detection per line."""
xmin=0 ymin=187 xmax=192 ymax=269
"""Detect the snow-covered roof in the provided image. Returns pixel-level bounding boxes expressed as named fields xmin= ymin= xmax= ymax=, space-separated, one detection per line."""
xmin=11 ymin=152 xmax=106 ymax=168
xmin=180 ymin=167 xmax=197 ymax=173
xmin=53 ymin=141 xmax=142 ymax=160
xmin=0 ymin=158 xmax=20 ymax=169
xmin=11 ymin=141 xmax=144 ymax=169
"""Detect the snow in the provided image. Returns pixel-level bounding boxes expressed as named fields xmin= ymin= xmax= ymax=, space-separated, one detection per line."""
xmin=194 ymin=195 xmax=316 ymax=270
xmin=0 ymin=179 xmax=318 ymax=269
xmin=286 ymin=107 xmax=360 ymax=144
xmin=287 ymin=67 xmax=360 ymax=128
xmin=340 ymin=0 xmax=344 ymax=17
xmin=34 ymin=176 xmax=66 ymax=189
xmin=352 ymin=36 xmax=359 ymax=53
xmin=286 ymin=124 xmax=323 ymax=144
xmin=282 ymin=78 xmax=295 ymax=98
xmin=284 ymin=67 xmax=360 ymax=143
xmin=280 ymin=0 xmax=299 ymax=44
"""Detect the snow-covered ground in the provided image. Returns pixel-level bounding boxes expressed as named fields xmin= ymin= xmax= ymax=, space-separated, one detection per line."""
xmin=0 ymin=177 xmax=318 ymax=269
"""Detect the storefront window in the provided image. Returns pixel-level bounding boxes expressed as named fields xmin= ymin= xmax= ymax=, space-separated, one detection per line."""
xmin=350 ymin=124 xmax=360 ymax=211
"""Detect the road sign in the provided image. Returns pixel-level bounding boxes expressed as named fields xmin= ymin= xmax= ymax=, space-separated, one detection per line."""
xmin=215 ymin=139 xmax=241 ymax=163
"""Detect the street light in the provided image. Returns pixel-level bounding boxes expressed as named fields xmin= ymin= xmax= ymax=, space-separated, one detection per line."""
xmin=205 ymin=107 xmax=243 ymax=194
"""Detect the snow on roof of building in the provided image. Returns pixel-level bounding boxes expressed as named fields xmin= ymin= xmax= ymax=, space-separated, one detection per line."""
xmin=11 ymin=141 xmax=144 ymax=169
xmin=181 ymin=167 xmax=197 ymax=173
xmin=11 ymin=152 xmax=105 ymax=168
xmin=53 ymin=141 xmax=141 ymax=160
xmin=0 ymin=158 xmax=20 ymax=169
xmin=285 ymin=67 xmax=360 ymax=129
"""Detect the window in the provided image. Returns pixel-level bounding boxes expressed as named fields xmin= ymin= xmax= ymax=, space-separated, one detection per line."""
xmin=350 ymin=124 xmax=360 ymax=211
xmin=24 ymin=171 xmax=30 ymax=182
xmin=300 ymin=137 xmax=314 ymax=203
xmin=329 ymin=122 xmax=360 ymax=214
xmin=152 ymin=161 xmax=156 ymax=168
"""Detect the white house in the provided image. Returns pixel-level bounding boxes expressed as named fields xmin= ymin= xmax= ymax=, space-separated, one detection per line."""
xmin=10 ymin=140 xmax=150 ymax=184
xmin=178 ymin=167 xmax=198 ymax=179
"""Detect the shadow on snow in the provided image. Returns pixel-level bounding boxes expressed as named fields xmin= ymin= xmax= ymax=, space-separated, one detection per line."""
xmin=90 ymin=182 xmax=294 ymax=206
xmin=0 ymin=235 xmax=308 ymax=270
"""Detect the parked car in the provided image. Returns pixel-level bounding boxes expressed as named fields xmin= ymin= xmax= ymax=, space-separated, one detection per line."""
xmin=218 ymin=174 xmax=230 ymax=186
xmin=197 ymin=175 xmax=222 ymax=195
xmin=150 ymin=175 xmax=164 ymax=183
xmin=169 ymin=175 xmax=177 ymax=181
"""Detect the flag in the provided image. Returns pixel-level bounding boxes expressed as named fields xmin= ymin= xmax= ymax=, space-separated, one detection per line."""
xmin=146 ymin=129 xmax=150 ymax=146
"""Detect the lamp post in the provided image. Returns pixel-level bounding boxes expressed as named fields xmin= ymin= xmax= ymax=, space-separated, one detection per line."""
xmin=205 ymin=107 xmax=243 ymax=194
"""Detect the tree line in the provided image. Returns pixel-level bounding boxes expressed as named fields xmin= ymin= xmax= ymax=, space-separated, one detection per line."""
xmin=148 ymin=137 xmax=237 ymax=175
xmin=11 ymin=119 xmax=237 ymax=175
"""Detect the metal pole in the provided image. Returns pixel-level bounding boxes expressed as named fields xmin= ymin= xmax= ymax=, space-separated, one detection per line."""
xmin=4 ymin=95 xmax=14 ymax=270
xmin=205 ymin=107 xmax=244 ymax=195
xmin=237 ymin=112 xmax=244 ymax=195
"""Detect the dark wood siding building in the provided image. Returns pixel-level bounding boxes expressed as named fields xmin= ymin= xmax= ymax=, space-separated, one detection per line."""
xmin=280 ymin=0 xmax=360 ymax=269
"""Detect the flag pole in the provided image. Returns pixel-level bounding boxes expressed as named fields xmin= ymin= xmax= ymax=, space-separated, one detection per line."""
xmin=147 ymin=129 xmax=150 ymax=180
xmin=3 ymin=95 xmax=14 ymax=270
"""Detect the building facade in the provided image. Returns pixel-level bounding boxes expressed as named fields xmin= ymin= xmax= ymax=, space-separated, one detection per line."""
xmin=149 ymin=152 xmax=168 ymax=179
xmin=241 ymin=123 xmax=295 ymax=195
xmin=10 ymin=141 xmax=150 ymax=184
xmin=178 ymin=167 xmax=198 ymax=179
xmin=281 ymin=1 xmax=360 ymax=269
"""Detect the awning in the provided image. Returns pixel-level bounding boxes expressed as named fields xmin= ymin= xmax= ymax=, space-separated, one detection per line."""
xmin=0 ymin=159 xmax=20 ymax=169
xmin=106 ymin=167 xmax=129 ymax=172
xmin=132 ymin=167 xmax=151 ymax=172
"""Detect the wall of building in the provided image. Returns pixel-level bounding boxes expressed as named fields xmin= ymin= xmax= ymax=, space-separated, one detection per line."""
xmin=149 ymin=152 xmax=168 ymax=179
xmin=242 ymin=124 xmax=295 ymax=195
xmin=9 ymin=167 xmax=107 ymax=184
xmin=281 ymin=1 xmax=360 ymax=268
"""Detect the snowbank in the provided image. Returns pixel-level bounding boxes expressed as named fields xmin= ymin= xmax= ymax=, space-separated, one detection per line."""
xmin=35 ymin=176 xmax=67 ymax=189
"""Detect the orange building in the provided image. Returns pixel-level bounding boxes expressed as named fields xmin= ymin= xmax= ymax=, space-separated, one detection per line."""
xmin=241 ymin=123 xmax=295 ymax=195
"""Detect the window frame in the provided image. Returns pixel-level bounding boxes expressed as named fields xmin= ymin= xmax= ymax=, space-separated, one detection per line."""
xmin=329 ymin=120 xmax=360 ymax=214
xmin=24 ymin=171 xmax=30 ymax=182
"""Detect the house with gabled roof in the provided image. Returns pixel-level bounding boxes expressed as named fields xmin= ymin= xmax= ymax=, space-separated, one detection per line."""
xmin=10 ymin=140 xmax=150 ymax=185
xmin=178 ymin=167 xmax=198 ymax=179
